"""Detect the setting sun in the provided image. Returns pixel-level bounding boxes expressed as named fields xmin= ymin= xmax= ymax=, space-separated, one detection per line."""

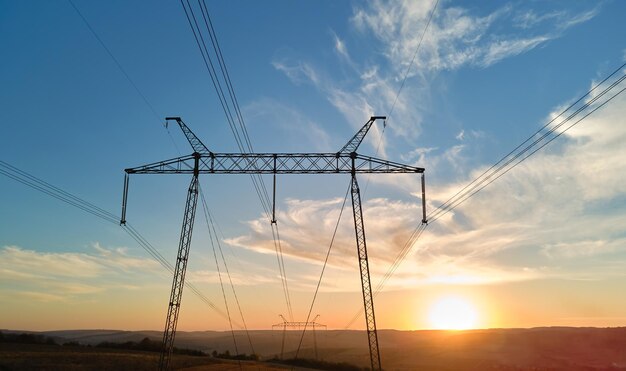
xmin=428 ymin=296 xmax=478 ymax=330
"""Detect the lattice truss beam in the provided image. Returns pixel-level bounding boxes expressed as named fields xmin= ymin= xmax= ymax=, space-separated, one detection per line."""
xmin=125 ymin=152 xmax=423 ymax=175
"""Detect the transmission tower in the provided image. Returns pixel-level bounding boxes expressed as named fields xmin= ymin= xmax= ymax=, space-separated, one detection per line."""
xmin=121 ymin=116 xmax=426 ymax=371
xmin=272 ymin=314 xmax=327 ymax=360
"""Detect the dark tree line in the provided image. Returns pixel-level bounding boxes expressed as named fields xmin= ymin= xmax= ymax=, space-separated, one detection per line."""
xmin=210 ymin=350 xmax=259 ymax=361
xmin=0 ymin=332 xmax=58 ymax=345
xmin=269 ymin=357 xmax=367 ymax=371
xmin=0 ymin=332 xmax=204 ymax=356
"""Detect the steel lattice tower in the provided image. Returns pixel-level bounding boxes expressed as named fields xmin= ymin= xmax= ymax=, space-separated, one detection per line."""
xmin=121 ymin=116 xmax=426 ymax=370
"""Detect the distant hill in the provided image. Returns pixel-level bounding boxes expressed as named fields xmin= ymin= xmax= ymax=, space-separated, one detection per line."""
xmin=3 ymin=327 xmax=626 ymax=370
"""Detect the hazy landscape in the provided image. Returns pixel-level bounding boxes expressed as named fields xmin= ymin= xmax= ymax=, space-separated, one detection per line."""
xmin=3 ymin=327 xmax=626 ymax=370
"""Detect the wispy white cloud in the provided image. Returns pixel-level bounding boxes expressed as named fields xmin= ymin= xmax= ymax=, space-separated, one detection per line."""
xmin=264 ymin=0 xmax=619 ymax=292
xmin=0 ymin=245 xmax=104 ymax=278
xmin=225 ymin=194 xmax=545 ymax=290
xmin=541 ymin=239 xmax=625 ymax=259
xmin=272 ymin=0 xmax=598 ymax=161
xmin=271 ymin=60 xmax=320 ymax=86
xmin=481 ymin=35 xmax=550 ymax=67
xmin=401 ymin=146 xmax=437 ymax=163
xmin=559 ymin=7 xmax=600 ymax=29
xmin=353 ymin=1 xmax=598 ymax=71
xmin=0 ymin=244 xmax=160 ymax=301
xmin=512 ymin=7 xmax=598 ymax=31
xmin=353 ymin=1 xmax=501 ymax=71
xmin=228 ymin=84 xmax=626 ymax=290
xmin=16 ymin=291 xmax=66 ymax=303
xmin=432 ymin=88 xmax=626 ymax=260
xmin=513 ymin=10 xmax=566 ymax=29
xmin=331 ymin=30 xmax=353 ymax=66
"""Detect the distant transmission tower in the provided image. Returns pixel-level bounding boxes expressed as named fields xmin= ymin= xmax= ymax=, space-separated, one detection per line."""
xmin=121 ymin=116 xmax=426 ymax=371
xmin=272 ymin=314 xmax=327 ymax=360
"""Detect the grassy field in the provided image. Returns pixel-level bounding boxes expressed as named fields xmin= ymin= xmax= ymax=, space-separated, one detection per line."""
xmin=0 ymin=343 xmax=290 ymax=371
xmin=4 ymin=327 xmax=626 ymax=370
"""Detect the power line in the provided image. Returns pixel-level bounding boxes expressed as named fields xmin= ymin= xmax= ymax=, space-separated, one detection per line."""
xmin=363 ymin=0 xmax=439 ymax=191
xmin=184 ymin=0 xmax=275 ymax=237
xmin=199 ymin=188 xmax=241 ymax=367
xmin=0 ymin=160 xmax=241 ymax=327
xmin=66 ymin=2 xmax=266 ymax=334
xmin=343 ymin=61 xmax=626 ymax=329
xmin=37 ymin=0 xmax=291 ymax=336
xmin=387 ymin=0 xmax=439 ymax=123
xmin=197 ymin=0 xmax=256 ymax=155
xmin=344 ymin=223 xmax=427 ymax=329
xmin=67 ymin=0 xmax=181 ymax=154
xmin=428 ymin=63 xmax=626 ymax=222
xmin=70 ymin=0 xmax=265 ymax=337
xmin=200 ymin=185 xmax=256 ymax=355
xmin=37 ymin=0 xmax=268 ymax=334
xmin=123 ymin=223 xmax=240 ymax=326
xmin=348 ymin=0 xmax=439 ymax=328
xmin=271 ymin=223 xmax=294 ymax=321
xmin=67 ymin=0 xmax=160 ymax=121
xmin=180 ymin=0 xmax=294 ymax=320
xmin=294 ymin=183 xmax=351 ymax=359
xmin=180 ymin=0 xmax=272 ymax=217
xmin=0 ymin=160 xmax=119 ymax=224
xmin=429 ymin=82 xmax=626 ymax=224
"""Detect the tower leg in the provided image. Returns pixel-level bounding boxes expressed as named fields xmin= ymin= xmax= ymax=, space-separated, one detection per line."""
xmin=313 ymin=326 xmax=318 ymax=360
xmin=350 ymin=174 xmax=382 ymax=371
xmin=280 ymin=325 xmax=286 ymax=360
xmin=159 ymin=174 xmax=199 ymax=370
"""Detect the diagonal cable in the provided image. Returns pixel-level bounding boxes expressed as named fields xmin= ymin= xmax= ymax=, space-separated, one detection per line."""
xmin=0 ymin=160 xmax=240 ymax=327
xmin=294 ymin=183 xmax=351 ymax=358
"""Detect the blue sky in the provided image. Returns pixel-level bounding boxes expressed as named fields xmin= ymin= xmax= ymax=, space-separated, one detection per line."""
xmin=1 ymin=0 xmax=626 ymax=331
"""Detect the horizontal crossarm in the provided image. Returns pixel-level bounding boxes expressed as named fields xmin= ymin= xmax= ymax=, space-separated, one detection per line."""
xmin=125 ymin=152 xmax=424 ymax=175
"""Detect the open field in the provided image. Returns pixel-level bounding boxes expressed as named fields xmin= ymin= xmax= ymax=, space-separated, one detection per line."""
xmin=3 ymin=327 xmax=626 ymax=370
xmin=0 ymin=343 xmax=296 ymax=371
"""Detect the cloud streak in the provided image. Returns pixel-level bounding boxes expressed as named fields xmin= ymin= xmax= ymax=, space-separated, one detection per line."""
xmin=0 ymin=244 xmax=160 ymax=301
xmin=252 ymin=1 xmax=613 ymax=293
xmin=228 ymin=80 xmax=626 ymax=291
xmin=272 ymin=0 xmax=598 ymax=165
xmin=352 ymin=1 xmax=598 ymax=70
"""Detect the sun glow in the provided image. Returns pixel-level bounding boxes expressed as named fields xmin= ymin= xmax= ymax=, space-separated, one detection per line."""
xmin=428 ymin=296 xmax=478 ymax=330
